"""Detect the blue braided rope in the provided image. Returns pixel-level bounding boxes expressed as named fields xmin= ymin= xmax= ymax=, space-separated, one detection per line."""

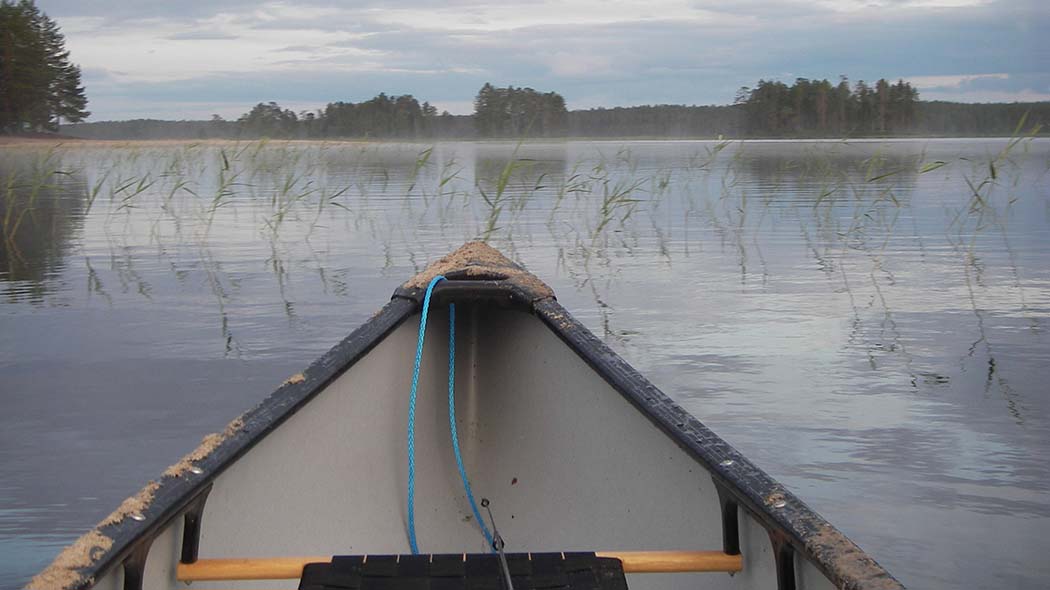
xmin=407 ymin=275 xmax=493 ymax=555
xmin=448 ymin=302 xmax=495 ymax=550
xmin=406 ymin=275 xmax=445 ymax=554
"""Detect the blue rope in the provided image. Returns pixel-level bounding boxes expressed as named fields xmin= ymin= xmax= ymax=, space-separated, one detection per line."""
xmin=407 ymin=275 xmax=493 ymax=555
xmin=448 ymin=302 xmax=495 ymax=550
xmin=406 ymin=275 xmax=444 ymax=554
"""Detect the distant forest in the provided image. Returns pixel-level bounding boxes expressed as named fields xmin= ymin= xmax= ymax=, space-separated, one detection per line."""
xmin=63 ymin=79 xmax=1049 ymax=140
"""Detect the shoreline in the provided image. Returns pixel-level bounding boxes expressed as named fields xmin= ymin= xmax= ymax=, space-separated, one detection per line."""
xmin=2 ymin=134 xmax=1046 ymax=148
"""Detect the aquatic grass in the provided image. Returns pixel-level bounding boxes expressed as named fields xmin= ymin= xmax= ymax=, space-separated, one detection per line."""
xmin=6 ymin=135 xmax=1041 ymax=432
xmin=113 ymin=174 xmax=156 ymax=212
xmin=202 ymin=160 xmax=246 ymax=235
xmin=85 ymin=170 xmax=111 ymax=214
xmin=592 ymin=175 xmax=645 ymax=240
xmin=83 ymin=256 xmax=113 ymax=306
xmin=546 ymin=165 xmax=590 ymax=226
xmin=197 ymin=247 xmax=244 ymax=358
xmin=6 ymin=136 xmax=1043 ymax=382
xmin=1 ymin=148 xmax=73 ymax=252
xmin=476 ymin=148 xmax=524 ymax=240
xmin=301 ymin=182 xmax=354 ymax=242
xmin=406 ymin=147 xmax=433 ymax=197
xmin=941 ymin=124 xmax=1044 ymax=350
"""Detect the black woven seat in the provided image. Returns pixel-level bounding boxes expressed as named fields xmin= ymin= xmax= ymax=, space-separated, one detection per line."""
xmin=299 ymin=552 xmax=628 ymax=590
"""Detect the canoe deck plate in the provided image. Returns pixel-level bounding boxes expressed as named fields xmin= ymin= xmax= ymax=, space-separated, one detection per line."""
xmin=299 ymin=553 xmax=628 ymax=590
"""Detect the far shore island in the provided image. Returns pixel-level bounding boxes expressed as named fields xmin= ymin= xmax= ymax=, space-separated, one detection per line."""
xmin=52 ymin=82 xmax=1050 ymax=142
xmin=5 ymin=79 xmax=1049 ymax=145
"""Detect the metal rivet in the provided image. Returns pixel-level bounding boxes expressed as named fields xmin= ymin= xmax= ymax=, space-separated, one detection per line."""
xmin=719 ymin=459 xmax=735 ymax=467
xmin=188 ymin=466 xmax=203 ymax=475
xmin=773 ymin=500 xmax=787 ymax=509
xmin=129 ymin=512 xmax=146 ymax=521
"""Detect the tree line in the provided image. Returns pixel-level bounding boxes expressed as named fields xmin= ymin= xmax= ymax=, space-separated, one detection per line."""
xmin=0 ymin=0 xmax=88 ymax=133
xmin=238 ymin=94 xmax=462 ymax=138
xmin=230 ymin=85 xmax=570 ymax=139
xmin=62 ymin=81 xmax=1048 ymax=140
xmin=207 ymin=86 xmax=568 ymax=139
xmin=473 ymin=83 xmax=567 ymax=137
xmin=735 ymin=77 xmax=920 ymax=136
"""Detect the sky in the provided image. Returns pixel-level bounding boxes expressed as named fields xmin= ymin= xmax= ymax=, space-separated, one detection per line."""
xmin=37 ymin=0 xmax=1050 ymax=121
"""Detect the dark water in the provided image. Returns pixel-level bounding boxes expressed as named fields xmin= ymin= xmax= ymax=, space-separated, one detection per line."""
xmin=1 ymin=139 xmax=1048 ymax=588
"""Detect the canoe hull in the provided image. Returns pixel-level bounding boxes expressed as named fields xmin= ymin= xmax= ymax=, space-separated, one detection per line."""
xmin=32 ymin=244 xmax=900 ymax=590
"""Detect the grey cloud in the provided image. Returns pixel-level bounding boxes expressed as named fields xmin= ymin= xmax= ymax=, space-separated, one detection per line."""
xmin=45 ymin=0 xmax=1050 ymax=120
xmin=690 ymin=0 xmax=825 ymax=20
xmin=331 ymin=18 xmax=745 ymax=83
xmin=956 ymin=73 xmax=1050 ymax=93
xmin=276 ymin=45 xmax=327 ymax=53
xmin=246 ymin=17 xmax=381 ymax=33
xmin=165 ymin=30 xmax=239 ymax=41
xmin=41 ymin=0 xmax=502 ymax=25
xmin=80 ymin=67 xmax=124 ymax=82
xmin=40 ymin=0 xmax=262 ymax=23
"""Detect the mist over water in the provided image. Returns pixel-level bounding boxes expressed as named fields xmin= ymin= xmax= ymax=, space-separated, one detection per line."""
xmin=1 ymin=138 xmax=1048 ymax=588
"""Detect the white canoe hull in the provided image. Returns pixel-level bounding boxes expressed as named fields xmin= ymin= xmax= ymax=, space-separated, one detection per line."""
xmin=31 ymin=243 xmax=901 ymax=590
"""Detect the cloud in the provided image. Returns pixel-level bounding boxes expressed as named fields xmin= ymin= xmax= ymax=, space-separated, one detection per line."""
xmin=546 ymin=53 xmax=616 ymax=78
xmin=907 ymin=72 xmax=1050 ymax=102
xmin=928 ymin=89 xmax=1050 ymax=102
xmin=35 ymin=0 xmax=1050 ymax=119
xmin=165 ymin=30 xmax=239 ymax=41
xmin=906 ymin=73 xmax=1010 ymax=89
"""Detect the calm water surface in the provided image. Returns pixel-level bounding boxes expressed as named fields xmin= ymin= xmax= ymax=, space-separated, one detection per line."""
xmin=1 ymin=139 xmax=1048 ymax=588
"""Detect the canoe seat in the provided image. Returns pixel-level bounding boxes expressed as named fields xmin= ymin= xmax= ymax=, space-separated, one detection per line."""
xmin=299 ymin=552 xmax=628 ymax=590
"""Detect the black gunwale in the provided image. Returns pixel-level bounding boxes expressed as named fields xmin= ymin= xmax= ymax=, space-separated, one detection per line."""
xmin=532 ymin=297 xmax=903 ymax=590
xmin=45 ymin=277 xmax=902 ymax=590
xmin=53 ymin=297 xmax=417 ymax=590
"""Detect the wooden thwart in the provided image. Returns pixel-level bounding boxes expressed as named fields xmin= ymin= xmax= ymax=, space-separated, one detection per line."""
xmin=177 ymin=551 xmax=743 ymax=581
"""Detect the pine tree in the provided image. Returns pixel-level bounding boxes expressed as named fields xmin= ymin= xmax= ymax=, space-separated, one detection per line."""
xmin=472 ymin=83 xmax=568 ymax=137
xmin=0 ymin=0 xmax=88 ymax=133
xmin=875 ymin=79 xmax=890 ymax=134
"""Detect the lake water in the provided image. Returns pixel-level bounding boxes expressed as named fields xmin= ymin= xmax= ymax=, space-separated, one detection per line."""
xmin=1 ymin=138 xmax=1048 ymax=589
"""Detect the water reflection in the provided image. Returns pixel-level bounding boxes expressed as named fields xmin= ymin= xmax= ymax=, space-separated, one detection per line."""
xmin=0 ymin=139 xmax=1048 ymax=589
xmin=0 ymin=155 xmax=87 ymax=303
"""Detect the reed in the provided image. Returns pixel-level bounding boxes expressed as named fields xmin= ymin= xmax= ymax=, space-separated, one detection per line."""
xmin=2 ymin=135 xmax=1042 ymax=392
